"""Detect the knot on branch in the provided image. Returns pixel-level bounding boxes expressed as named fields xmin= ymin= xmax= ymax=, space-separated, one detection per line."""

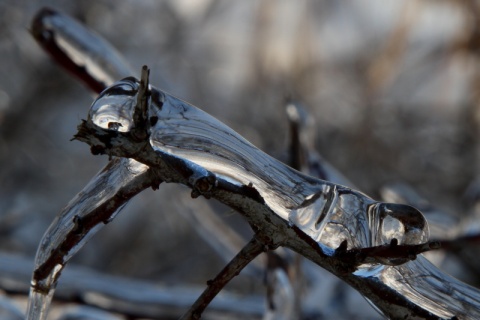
xmin=74 ymin=119 xmax=117 ymax=155
xmin=191 ymin=172 xmax=217 ymax=199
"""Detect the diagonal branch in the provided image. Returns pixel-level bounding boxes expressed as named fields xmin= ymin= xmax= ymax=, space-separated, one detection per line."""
xmin=334 ymin=238 xmax=441 ymax=267
xmin=30 ymin=7 xmax=133 ymax=93
xmin=180 ymin=236 xmax=269 ymax=320
xmin=31 ymin=162 xmax=161 ymax=288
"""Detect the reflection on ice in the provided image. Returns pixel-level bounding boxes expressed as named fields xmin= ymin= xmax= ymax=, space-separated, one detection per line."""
xmin=90 ymin=79 xmax=137 ymax=132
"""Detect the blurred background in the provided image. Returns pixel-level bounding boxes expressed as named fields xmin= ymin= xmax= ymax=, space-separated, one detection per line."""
xmin=1 ymin=0 xmax=480 ymax=319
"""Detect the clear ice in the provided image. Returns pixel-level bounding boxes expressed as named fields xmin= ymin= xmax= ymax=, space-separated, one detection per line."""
xmin=118 ymin=77 xmax=429 ymax=254
xmin=91 ymin=80 xmax=432 ymax=252
xmin=88 ymin=79 xmax=429 ymax=255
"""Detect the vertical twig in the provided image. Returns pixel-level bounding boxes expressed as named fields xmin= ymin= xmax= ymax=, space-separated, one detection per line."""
xmin=180 ymin=236 xmax=267 ymax=320
xmin=132 ymin=65 xmax=151 ymax=134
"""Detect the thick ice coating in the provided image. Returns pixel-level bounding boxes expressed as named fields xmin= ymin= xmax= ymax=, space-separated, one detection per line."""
xmin=89 ymin=78 xmax=430 ymax=256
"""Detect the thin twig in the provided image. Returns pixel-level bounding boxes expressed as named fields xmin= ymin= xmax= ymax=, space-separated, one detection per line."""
xmin=130 ymin=65 xmax=151 ymax=142
xmin=180 ymin=236 xmax=269 ymax=320
xmin=178 ymin=199 xmax=264 ymax=277
xmin=432 ymin=234 xmax=480 ymax=251
xmin=133 ymin=66 xmax=150 ymax=128
xmin=32 ymin=161 xmax=161 ymax=288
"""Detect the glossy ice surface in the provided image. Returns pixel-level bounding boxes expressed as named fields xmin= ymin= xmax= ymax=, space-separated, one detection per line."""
xmin=26 ymin=158 xmax=148 ymax=320
xmin=90 ymin=78 xmax=429 ymax=255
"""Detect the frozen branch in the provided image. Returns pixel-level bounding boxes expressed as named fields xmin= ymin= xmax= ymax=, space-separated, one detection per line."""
xmin=30 ymin=7 xmax=133 ymax=93
xmin=66 ymin=73 xmax=480 ymax=319
xmin=29 ymin=162 xmax=151 ymax=293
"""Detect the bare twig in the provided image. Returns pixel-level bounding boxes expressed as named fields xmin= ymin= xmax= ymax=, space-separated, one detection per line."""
xmin=132 ymin=65 xmax=151 ymax=135
xmin=432 ymin=234 xmax=480 ymax=252
xmin=180 ymin=236 xmax=268 ymax=320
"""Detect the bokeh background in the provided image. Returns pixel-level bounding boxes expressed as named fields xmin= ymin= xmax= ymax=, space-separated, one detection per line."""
xmin=1 ymin=1 xmax=480 ymax=319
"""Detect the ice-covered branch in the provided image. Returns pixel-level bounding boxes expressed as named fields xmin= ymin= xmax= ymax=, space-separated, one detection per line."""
xmin=25 ymin=158 xmax=159 ymax=319
xmin=66 ymin=75 xmax=480 ymax=319
xmin=30 ymin=7 xmax=133 ymax=93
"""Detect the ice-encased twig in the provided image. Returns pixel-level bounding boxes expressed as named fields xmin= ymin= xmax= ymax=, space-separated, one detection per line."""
xmin=25 ymin=159 xmax=158 ymax=320
xmin=31 ymin=7 xmax=133 ymax=93
xmin=71 ymin=77 xmax=480 ymax=319
xmin=28 ymin=8 xmax=152 ymax=320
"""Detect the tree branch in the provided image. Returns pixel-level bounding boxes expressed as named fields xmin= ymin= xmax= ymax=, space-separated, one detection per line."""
xmin=69 ymin=74 xmax=480 ymax=319
xmin=180 ymin=236 xmax=268 ymax=320
xmin=30 ymin=7 xmax=133 ymax=93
